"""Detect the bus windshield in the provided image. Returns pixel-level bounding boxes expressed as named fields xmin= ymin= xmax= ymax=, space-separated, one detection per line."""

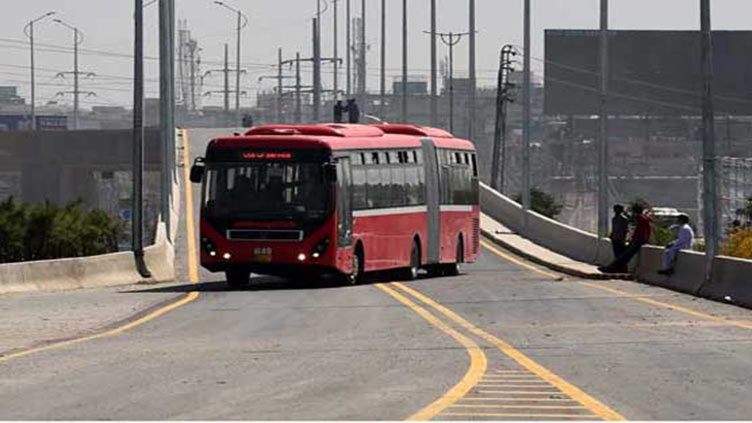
xmin=203 ymin=162 xmax=330 ymax=220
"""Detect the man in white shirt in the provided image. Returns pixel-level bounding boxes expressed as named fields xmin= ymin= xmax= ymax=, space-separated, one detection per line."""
xmin=658 ymin=214 xmax=695 ymax=275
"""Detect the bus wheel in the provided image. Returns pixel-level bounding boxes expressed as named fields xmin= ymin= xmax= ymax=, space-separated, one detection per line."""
xmin=399 ymin=241 xmax=421 ymax=281
xmin=443 ymin=239 xmax=463 ymax=277
xmin=348 ymin=249 xmax=364 ymax=285
xmin=226 ymin=269 xmax=251 ymax=289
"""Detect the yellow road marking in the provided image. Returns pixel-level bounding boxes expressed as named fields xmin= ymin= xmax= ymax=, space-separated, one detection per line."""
xmin=181 ymin=129 xmax=200 ymax=284
xmin=478 ymin=384 xmax=555 ymax=388
xmin=374 ymin=283 xmax=487 ymax=421
xmin=495 ymin=370 xmax=532 ymax=374
xmin=477 ymin=390 xmax=562 ymax=395
xmin=461 ymin=397 xmax=580 ymax=402
xmin=440 ymin=412 xmax=599 ymax=418
xmin=450 ymin=404 xmax=587 ymax=410
xmin=0 ymin=291 xmax=199 ymax=363
xmin=392 ymin=282 xmax=626 ymax=421
xmin=580 ymin=281 xmax=752 ymax=331
xmin=480 ymin=239 xmax=563 ymax=280
xmin=480 ymin=379 xmax=549 ymax=383
xmin=0 ymin=130 xmax=202 ymax=364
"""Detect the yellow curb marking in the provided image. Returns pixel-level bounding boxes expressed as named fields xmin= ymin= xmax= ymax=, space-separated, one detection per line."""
xmin=580 ymin=281 xmax=752 ymax=331
xmin=480 ymin=239 xmax=563 ymax=280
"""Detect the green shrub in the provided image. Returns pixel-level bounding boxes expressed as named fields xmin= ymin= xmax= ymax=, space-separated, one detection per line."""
xmin=515 ymin=188 xmax=563 ymax=219
xmin=0 ymin=198 xmax=123 ymax=264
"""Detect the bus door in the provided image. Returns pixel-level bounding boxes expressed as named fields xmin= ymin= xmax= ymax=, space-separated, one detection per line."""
xmin=336 ymin=157 xmax=353 ymax=247
xmin=421 ymin=138 xmax=441 ymax=264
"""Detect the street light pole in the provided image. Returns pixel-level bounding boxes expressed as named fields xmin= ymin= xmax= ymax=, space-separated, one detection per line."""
xmin=701 ymin=0 xmax=718 ymax=281
xmin=401 ymin=0 xmax=408 ymax=123
xmin=133 ymin=0 xmax=150 ymax=277
xmin=522 ymin=0 xmax=532 ymax=231
xmin=214 ymin=1 xmax=248 ymax=126
xmin=429 ymin=0 xmax=438 ymax=127
xmin=380 ymin=0 xmax=386 ymax=119
xmin=333 ymin=0 xmax=339 ymax=99
xmin=346 ymin=0 xmax=351 ymax=97
xmin=597 ymin=0 xmax=610 ymax=239
xmin=468 ymin=0 xmax=476 ymax=140
xmin=24 ymin=11 xmax=55 ymax=131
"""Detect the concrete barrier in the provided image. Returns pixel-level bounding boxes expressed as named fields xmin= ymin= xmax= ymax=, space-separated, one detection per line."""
xmin=0 ymin=132 xmax=183 ymax=295
xmin=480 ymin=182 xmax=752 ymax=310
xmin=480 ymin=182 xmax=612 ymax=265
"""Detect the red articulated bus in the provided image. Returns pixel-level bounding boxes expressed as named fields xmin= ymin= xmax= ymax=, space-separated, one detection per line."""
xmin=190 ymin=123 xmax=479 ymax=288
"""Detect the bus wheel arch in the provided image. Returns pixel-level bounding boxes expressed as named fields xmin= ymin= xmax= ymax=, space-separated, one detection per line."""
xmin=349 ymin=241 xmax=365 ymax=284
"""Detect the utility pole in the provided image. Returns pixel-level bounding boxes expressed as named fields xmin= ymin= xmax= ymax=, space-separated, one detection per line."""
xmin=429 ymin=0 xmax=438 ymax=127
xmin=159 ymin=0 xmax=175 ymax=241
xmin=401 ymin=0 xmax=408 ymax=123
xmin=24 ymin=12 xmax=55 ymax=131
xmin=277 ymin=48 xmax=284 ymax=122
xmin=597 ymin=0 xmax=610 ymax=239
xmin=359 ymin=0 xmax=366 ymax=100
xmin=313 ymin=17 xmax=322 ymax=123
xmin=214 ymin=2 xmax=248 ymax=125
xmin=296 ymin=52 xmax=302 ymax=122
xmin=346 ymin=0 xmax=351 ymax=97
xmin=133 ymin=0 xmax=150 ymax=277
xmin=333 ymin=0 xmax=339 ymax=99
xmin=224 ymin=44 xmax=230 ymax=124
xmin=380 ymin=0 xmax=386 ymax=119
xmin=54 ymin=18 xmax=89 ymax=130
xmin=468 ymin=0 xmax=476 ymax=140
xmin=432 ymin=31 xmax=469 ymax=134
xmin=522 ymin=0 xmax=532 ymax=231
xmin=701 ymin=0 xmax=718 ymax=281
xmin=491 ymin=45 xmax=516 ymax=193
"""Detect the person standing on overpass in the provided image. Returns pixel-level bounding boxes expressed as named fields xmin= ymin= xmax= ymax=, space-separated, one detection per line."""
xmin=599 ymin=204 xmax=653 ymax=274
xmin=610 ymin=204 xmax=629 ymax=260
xmin=657 ymin=214 xmax=694 ymax=275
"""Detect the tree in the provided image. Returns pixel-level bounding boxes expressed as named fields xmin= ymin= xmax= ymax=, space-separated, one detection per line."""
xmin=515 ymin=188 xmax=563 ymax=219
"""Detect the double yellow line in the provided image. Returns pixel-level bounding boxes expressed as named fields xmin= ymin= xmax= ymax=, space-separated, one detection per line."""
xmin=376 ymin=282 xmax=625 ymax=421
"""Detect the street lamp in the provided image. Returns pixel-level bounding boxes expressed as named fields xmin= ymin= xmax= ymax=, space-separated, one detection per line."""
xmin=53 ymin=18 xmax=85 ymax=130
xmin=23 ymin=11 xmax=55 ymax=130
xmin=214 ymin=1 xmax=248 ymax=126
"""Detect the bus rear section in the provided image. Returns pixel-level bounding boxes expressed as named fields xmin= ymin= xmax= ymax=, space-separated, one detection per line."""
xmin=190 ymin=124 xmax=479 ymax=288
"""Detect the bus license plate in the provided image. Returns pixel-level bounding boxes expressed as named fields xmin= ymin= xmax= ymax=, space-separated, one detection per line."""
xmin=253 ymin=247 xmax=272 ymax=262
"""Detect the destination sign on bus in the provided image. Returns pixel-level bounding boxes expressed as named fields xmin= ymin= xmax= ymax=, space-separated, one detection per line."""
xmin=241 ymin=151 xmax=293 ymax=160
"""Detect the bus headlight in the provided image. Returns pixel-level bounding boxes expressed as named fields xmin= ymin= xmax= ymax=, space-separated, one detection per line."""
xmin=311 ymin=237 xmax=330 ymax=259
xmin=297 ymin=253 xmax=307 ymax=262
xmin=223 ymin=252 xmax=232 ymax=260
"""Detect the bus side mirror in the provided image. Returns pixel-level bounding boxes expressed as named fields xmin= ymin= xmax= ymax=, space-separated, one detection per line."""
xmin=190 ymin=157 xmax=205 ymax=184
xmin=324 ymin=163 xmax=337 ymax=182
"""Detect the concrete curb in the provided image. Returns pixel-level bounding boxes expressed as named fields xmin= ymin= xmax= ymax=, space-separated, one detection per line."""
xmin=480 ymin=227 xmax=619 ymax=281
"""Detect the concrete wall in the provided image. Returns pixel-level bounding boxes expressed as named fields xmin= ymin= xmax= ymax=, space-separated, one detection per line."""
xmin=480 ymin=182 xmax=752 ymax=309
xmin=0 ymin=134 xmax=181 ymax=295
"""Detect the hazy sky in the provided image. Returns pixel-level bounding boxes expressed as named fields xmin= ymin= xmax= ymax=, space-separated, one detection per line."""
xmin=1 ymin=0 xmax=750 ymax=109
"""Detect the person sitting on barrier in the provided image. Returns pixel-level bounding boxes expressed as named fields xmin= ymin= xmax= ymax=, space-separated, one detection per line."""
xmin=598 ymin=203 xmax=653 ymax=274
xmin=657 ymin=214 xmax=694 ymax=276
xmin=610 ymin=204 xmax=629 ymax=260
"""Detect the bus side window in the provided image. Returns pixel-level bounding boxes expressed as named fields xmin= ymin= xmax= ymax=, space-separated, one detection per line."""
xmin=391 ymin=166 xmax=406 ymax=207
xmin=379 ymin=166 xmax=392 ymax=208
xmin=366 ymin=166 xmax=380 ymax=208
xmin=405 ymin=166 xmax=420 ymax=206
xmin=352 ymin=165 xmax=368 ymax=210
xmin=471 ymin=153 xmax=478 ymax=177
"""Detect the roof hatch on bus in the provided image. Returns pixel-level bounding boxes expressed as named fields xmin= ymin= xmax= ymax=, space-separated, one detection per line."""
xmin=246 ymin=124 xmax=384 ymax=138
xmin=374 ymin=124 xmax=453 ymax=138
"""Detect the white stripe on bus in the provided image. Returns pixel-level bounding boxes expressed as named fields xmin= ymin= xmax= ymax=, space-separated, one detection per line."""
xmin=353 ymin=206 xmax=428 ymax=217
xmin=440 ymin=205 xmax=475 ymax=212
